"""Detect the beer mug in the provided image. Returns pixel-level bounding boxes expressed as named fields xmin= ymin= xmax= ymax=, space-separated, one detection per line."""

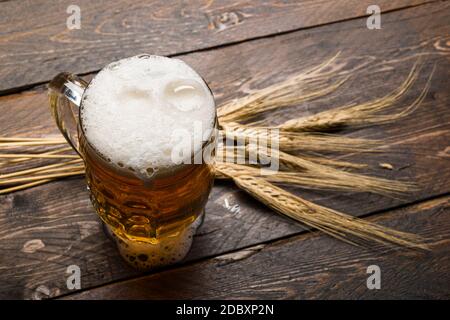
xmin=48 ymin=55 xmax=217 ymax=269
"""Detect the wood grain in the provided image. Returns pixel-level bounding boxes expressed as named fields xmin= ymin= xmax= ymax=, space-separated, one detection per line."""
xmin=65 ymin=196 xmax=450 ymax=299
xmin=0 ymin=0 xmax=433 ymax=93
xmin=0 ymin=1 xmax=449 ymax=299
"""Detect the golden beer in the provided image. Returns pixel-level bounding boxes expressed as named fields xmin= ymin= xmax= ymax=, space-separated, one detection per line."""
xmin=49 ymin=55 xmax=216 ymax=269
xmin=80 ymin=133 xmax=215 ymax=268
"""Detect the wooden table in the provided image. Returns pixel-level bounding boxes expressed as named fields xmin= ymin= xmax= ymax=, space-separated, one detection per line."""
xmin=0 ymin=1 xmax=449 ymax=300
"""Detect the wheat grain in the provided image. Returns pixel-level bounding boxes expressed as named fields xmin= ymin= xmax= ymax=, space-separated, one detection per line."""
xmin=220 ymin=172 xmax=427 ymax=249
xmin=279 ymin=64 xmax=433 ymax=131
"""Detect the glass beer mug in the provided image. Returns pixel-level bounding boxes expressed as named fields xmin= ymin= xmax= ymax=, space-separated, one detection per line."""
xmin=48 ymin=55 xmax=216 ymax=269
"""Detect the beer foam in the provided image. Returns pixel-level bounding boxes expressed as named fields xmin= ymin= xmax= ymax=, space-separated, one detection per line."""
xmin=80 ymin=55 xmax=215 ymax=178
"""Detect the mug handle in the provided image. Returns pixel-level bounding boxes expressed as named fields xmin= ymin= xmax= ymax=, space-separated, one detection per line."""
xmin=48 ymin=73 xmax=87 ymax=156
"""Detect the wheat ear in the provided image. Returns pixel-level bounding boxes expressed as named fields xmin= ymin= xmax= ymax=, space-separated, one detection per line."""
xmin=217 ymin=52 xmax=348 ymax=123
xmin=279 ymin=64 xmax=433 ymax=131
xmin=216 ymin=170 xmax=428 ymax=249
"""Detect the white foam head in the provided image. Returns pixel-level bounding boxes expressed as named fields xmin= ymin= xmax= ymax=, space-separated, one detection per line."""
xmin=80 ymin=55 xmax=215 ymax=178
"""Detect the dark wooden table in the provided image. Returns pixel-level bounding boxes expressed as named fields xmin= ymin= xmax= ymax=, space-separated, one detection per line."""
xmin=0 ymin=0 xmax=449 ymax=300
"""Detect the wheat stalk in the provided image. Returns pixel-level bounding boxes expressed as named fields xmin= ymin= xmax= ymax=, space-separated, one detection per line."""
xmin=0 ymin=137 xmax=66 ymax=142
xmin=0 ymin=146 xmax=73 ymax=167
xmin=290 ymin=154 xmax=367 ymax=169
xmin=219 ymin=126 xmax=380 ymax=153
xmin=0 ymin=179 xmax=54 ymax=195
xmin=0 ymin=153 xmax=80 ymax=159
xmin=0 ymin=159 xmax=82 ymax=179
xmin=214 ymin=161 xmax=413 ymax=197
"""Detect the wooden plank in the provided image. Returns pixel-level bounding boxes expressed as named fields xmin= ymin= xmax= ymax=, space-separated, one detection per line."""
xmin=0 ymin=0 xmax=434 ymax=93
xmin=65 ymin=195 xmax=450 ymax=300
xmin=0 ymin=1 xmax=449 ymax=299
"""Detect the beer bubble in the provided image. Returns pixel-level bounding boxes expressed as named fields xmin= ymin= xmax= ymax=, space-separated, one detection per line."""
xmin=138 ymin=254 xmax=148 ymax=262
xmin=107 ymin=61 xmax=121 ymax=70
xmin=164 ymin=79 xmax=206 ymax=112
xmin=145 ymin=167 xmax=155 ymax=176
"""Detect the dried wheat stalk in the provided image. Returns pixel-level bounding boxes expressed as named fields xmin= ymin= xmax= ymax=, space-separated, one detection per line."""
xmin=219 ymin=126 xmax=380 ymax=153
xmin=214 ymin=161 xmax=413 ymax=196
